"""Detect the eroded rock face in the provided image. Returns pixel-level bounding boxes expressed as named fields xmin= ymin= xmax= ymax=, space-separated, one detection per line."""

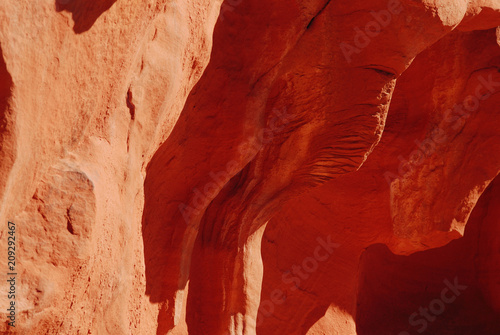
xmin=0 ymin=0 xmax=499 ymax=334
xmin=0 ymin=0 xmax=222 ymax=333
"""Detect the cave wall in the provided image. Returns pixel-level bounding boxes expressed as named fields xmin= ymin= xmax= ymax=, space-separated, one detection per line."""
xmin=0 ymin=0 xmax=499 ymax=334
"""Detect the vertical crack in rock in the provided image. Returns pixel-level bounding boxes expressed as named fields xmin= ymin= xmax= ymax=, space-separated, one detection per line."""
xmin=126 ymin=87 xmax=136 ymax=121
xmin=66 ymin=207 xmax=75 ymax=235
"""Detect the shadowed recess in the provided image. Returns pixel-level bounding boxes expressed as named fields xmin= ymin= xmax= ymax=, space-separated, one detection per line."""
xmin=0 ymin=45 xmax=12 ymax=130
xmin=0 ymin=44 xmax=15 ymax=200
xmin=356 ymin=176 xmax=500 ymax=335
xmin=55 ymin=0 xmax=117 ymax=33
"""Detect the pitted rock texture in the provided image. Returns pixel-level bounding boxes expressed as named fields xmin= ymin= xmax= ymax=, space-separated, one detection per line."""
xmin=1 ymin=0 xmax=500 ymax=334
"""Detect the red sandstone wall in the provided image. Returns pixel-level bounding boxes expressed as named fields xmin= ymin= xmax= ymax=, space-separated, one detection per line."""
xmin=0 ymin=0 xmax=499 ymax=334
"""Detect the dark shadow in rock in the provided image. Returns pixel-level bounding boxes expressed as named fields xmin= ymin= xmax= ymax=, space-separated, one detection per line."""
xmin=55 ymin=0 xmax=117 ymax=33
xmin=0 ymin=45 xmax=12 ymax=126
xmin=0 ymin=44 xmax=15 ymax=200
xmin=356 ymin=175 xmax=500 ymax=335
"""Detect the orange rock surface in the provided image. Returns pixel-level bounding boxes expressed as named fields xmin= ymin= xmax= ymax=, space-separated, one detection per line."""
xmin=0 ymin=0 xmax=499 ymax=334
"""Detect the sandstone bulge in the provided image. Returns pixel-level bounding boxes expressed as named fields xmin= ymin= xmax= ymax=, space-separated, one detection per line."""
xmin=0 ymin=0 xmax=499 ymax=334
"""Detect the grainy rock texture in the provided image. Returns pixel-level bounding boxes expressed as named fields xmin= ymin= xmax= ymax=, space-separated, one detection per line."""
xmin=0 ymin=0 xmax=499 ymax=334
